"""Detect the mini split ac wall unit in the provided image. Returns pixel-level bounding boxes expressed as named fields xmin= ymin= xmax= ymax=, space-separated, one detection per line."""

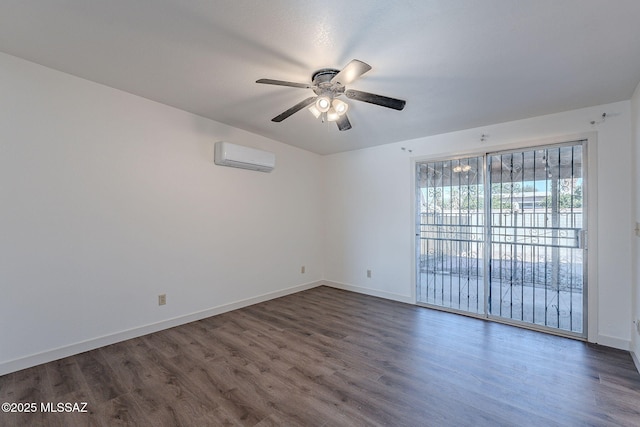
xmin=214 ymin=141 xmax=275 ymax=172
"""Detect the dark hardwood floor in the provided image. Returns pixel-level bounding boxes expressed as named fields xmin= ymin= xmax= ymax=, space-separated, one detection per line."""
xmin=1 ymin=286 xmax=639 ymax=426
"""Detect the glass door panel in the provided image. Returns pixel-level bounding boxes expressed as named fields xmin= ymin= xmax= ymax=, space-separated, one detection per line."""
xmin=416 ymin=156 xmax=485 ymax=314
xmin=488 ymin=143 xmax=585 ymax=335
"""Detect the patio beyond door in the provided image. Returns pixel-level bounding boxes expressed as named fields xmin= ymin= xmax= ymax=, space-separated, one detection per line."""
xmin=416 ymin=141 xmax=586 ymax=337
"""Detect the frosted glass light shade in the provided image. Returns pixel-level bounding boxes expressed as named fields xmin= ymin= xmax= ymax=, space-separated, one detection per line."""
xmin=327 ymin=108 xmax=339 ymax=122
xmin=308 ymin=105 xmax=321 ymax=118
xmin=316 ymin=96 xmax=331 ymax=113
xmin=332 ymin=99 xmax=349 ymax=115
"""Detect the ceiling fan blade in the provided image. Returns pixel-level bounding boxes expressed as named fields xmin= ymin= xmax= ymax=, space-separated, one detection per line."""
xmin=271 ymin=96 xmax=317 ymax=122
xmin=336 ymin=114 xmax=352 ymax=131
xmin=345 ymin=89 xmax=406 ymax=111
xmin=256 ymin=79 xmax=312 ymax=89
xmin=331 ymin=59 xmax=372 ymax=85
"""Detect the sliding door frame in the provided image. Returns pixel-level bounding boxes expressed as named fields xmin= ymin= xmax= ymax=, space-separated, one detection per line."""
xmin=411 ymin=132 xmax=598 ymax=342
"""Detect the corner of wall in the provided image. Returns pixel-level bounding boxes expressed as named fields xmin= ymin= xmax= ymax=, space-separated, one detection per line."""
xmin=322 ymin=280 xmax=414 ymax=304
xmin=632 ymin=79 xmax=640 ymax=366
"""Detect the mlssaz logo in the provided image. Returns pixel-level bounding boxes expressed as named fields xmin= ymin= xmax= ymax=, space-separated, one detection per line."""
xmin=40 ymin=402 xmax=88 ymax=413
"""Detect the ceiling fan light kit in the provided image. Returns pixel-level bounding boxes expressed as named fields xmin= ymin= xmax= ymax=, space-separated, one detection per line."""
xmin=310 ymin=98 xmax=349 ymax=122
xmin=256 ymin=59 xmax=405 ymax=131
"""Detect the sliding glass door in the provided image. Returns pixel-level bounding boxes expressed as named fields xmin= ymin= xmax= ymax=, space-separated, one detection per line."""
xmin=416 ymin=141 xmax=587 ymax=337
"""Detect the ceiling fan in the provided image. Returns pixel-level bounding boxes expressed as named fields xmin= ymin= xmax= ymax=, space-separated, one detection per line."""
xmin=256 ymin=59 xmax=406 ymax=131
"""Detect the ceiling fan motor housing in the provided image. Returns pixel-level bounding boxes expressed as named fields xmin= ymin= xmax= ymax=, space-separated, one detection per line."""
xmin=312 ymin=68 xmax=339 ymax=84
xmin=312 ymin=68 xmax=345 ymax=98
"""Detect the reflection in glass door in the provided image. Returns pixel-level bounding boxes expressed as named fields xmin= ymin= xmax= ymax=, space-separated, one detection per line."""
xmin=416 ymin=141 xmax=587 ymax=337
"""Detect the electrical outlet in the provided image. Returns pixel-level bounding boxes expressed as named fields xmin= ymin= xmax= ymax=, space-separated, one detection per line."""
xmin=301 ymin=265 xmax=305 ymax=274
xmin=158 ymin=294 xmax=166 ymax=306
xmin=367 ymin=269 xmax=372 ymax=278
xmin=635 ymin=222 xmax=640 ymax=237
xmin=637 ymin=319 xmax=640 ymax=334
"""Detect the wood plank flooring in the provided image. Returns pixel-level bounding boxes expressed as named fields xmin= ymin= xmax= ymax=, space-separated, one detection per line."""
xmin=1 ymin=286 xmax=639 ymax=426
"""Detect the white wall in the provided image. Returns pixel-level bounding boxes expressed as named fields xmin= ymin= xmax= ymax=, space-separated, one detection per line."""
xmin=632 ymin=81 xmax=640 ymax=363
xmin=0 ymin=52 xmax=324 ymax=374
xmin=324 ymin=101 xmax=635 ymax=350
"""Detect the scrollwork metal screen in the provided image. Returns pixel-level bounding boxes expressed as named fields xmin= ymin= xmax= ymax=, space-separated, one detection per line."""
xmin=488 ymin=144 xmax=585 ymax=334
xmin=416 ymin=156 xmax=486 ymax=314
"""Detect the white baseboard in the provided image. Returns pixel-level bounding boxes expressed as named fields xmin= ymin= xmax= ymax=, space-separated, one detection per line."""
xmin=0 ymin=280 xmax=323 ymax=376
xmin=596 ymin=334 xmax=631 ymax=351
xmin=632 ymin=351 xmax=640 ymax=375
xmin=322 ymin=280 xmax=413 ymax=304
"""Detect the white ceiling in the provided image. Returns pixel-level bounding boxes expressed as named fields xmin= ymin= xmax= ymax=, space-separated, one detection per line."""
xmin=1 ymin=1 xmax=640 ymax=155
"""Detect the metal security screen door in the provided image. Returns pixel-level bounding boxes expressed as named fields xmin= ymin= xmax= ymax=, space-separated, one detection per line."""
xmin=416 ymin=156 xmax=486 ymax=315
xmin=416 ymin=141 xmax=587 ymax=337
xmin=488 ymin=143 xmax=586 ymax=335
